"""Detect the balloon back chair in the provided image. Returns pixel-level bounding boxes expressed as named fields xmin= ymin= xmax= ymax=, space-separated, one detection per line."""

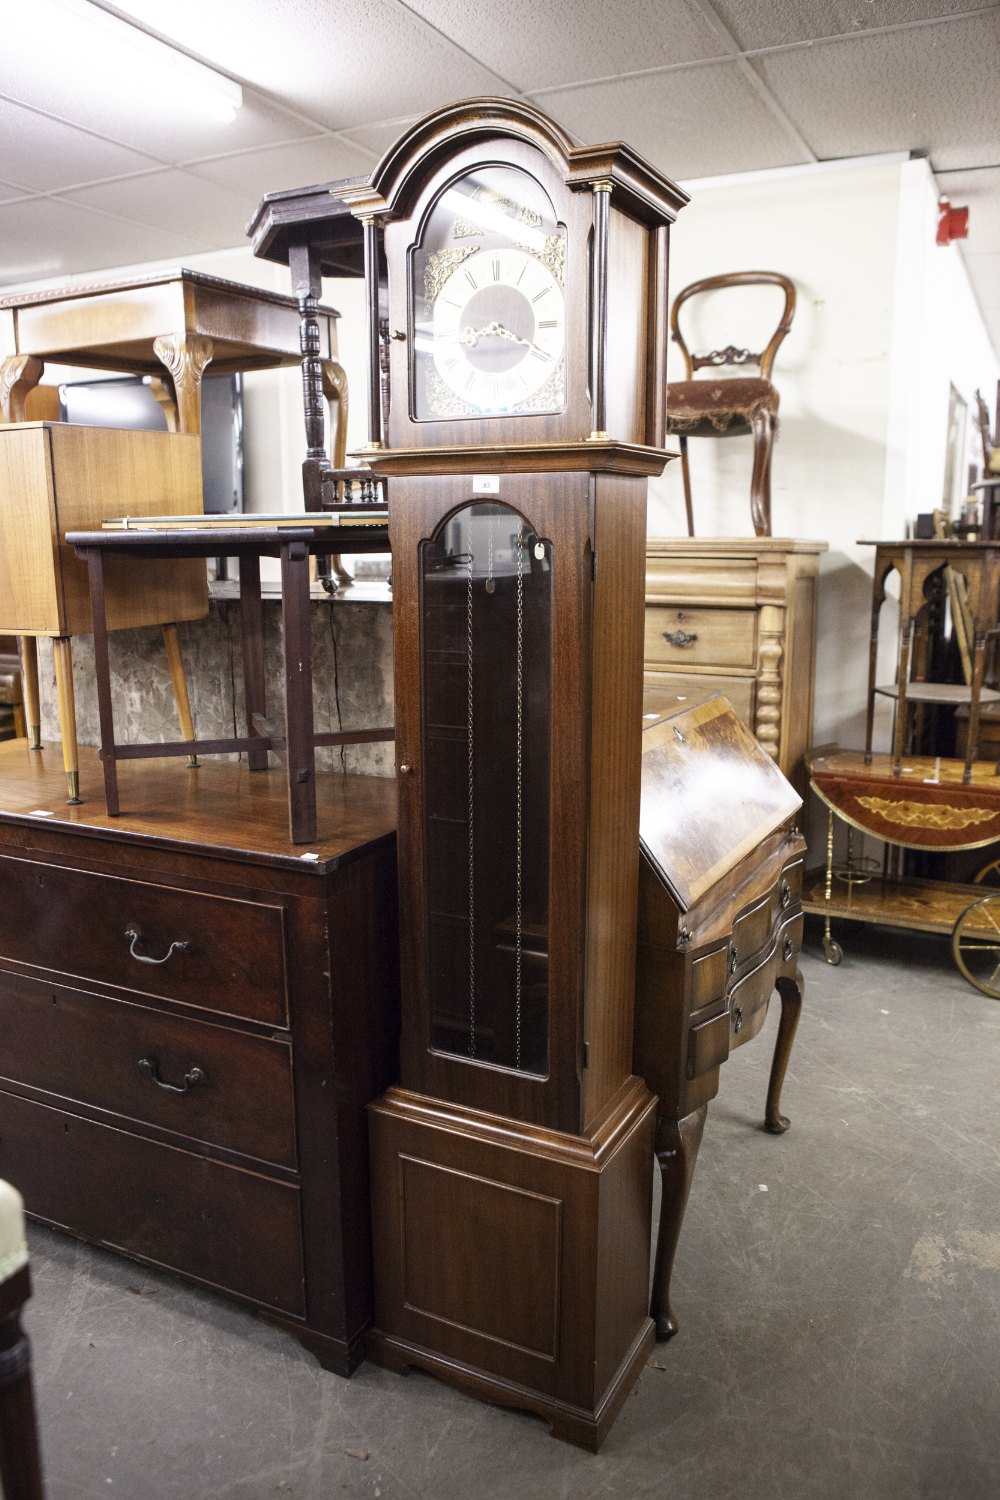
xmin=666 ymin=271 xmax=796 ymax=537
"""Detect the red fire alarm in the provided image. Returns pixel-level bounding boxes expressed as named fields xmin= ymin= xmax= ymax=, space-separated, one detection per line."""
xmin=937 ymin=199 xmax=970 ymax=246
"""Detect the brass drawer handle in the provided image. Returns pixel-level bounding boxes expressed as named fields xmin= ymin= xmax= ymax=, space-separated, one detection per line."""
xmin=780 ymin=879 xmax=791 ymax=909
xmin=138 ymin=1056 xmax=205 ymax=1095
xmin=125 ymin=926 xmax=191 ymax=966
xmin=783 ymin=937 xmax=795 ymax=962
xmin=662 ymin=627 xmax=698 ymax=649
xmin=732 ymin=1006 xmax=744 ymax=1034
xmin=728 ymin=946 xmax=738 ymax=974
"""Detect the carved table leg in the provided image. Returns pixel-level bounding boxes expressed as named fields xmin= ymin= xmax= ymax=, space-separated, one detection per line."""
xmin=152 ymin=334 xmax=214 ymax=436
xmin=320 ymin=357 xmax=354 ymax=588
xmin=651 ymin=1103 xmax=708 ymax=1341
xmin=765 ymin=967 xmax=803 ymax=1134
xmin=51 ymin=637 xmax=81 ymax=804
xmin=148 ymin=374 xmax=179 ymax=432
xmin=0 ymin=355 xmax=44 ymax=424
xmin=162 ymin=624 xmax=197 ymax=767
xmin=17 ymin=638 xmax=41 ymax=749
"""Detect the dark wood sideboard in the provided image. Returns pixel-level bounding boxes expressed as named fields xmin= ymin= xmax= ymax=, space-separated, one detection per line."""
xmin=0 ymin=744 xmax=399 ymax=1375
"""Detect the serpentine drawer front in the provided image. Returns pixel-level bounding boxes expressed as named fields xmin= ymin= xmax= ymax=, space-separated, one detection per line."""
xmin=730 ymin=859 xmax=803 ymax=971
xmin=0 ymin=969 xmax=296 ymax=1168
xmin=644 ymin=606 xmax=756 ymax=670
xmin=0 ymin=854 xmax=288 ymax=1025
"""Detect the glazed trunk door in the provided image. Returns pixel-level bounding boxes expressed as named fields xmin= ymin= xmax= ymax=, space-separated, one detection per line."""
xmin=391 ymin=474 xmax=590 ymax=1133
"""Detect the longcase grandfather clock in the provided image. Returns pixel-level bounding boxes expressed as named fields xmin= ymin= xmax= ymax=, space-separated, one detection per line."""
xmin=337 ymin=98 xmax=687 ymax=1450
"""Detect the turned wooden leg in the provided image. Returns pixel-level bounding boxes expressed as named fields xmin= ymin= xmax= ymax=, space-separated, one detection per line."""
xmin=151 ymin=334 xmax=214 ymax=435
xmin=51 ymin=637 xmax=81 ymax=804
xmin=765 ymin=967 xmax=804 ymax=1134
xmin=0 ymin=354 xmax=44 ymax=424
xmin=651 ymin=1104 xmax=707 ymax=1341
xmin=162 ymin=623 xmax=198 ymax=767
xmin=678 ymin=434 xmax=695 ymax=537
xmin=0 ymin=1266 xmax=45 ymax=1500
xmin=749 ymin=406 xmax=774 ymax=538
xmin=17 ymin=638 xmax=41 ymax=749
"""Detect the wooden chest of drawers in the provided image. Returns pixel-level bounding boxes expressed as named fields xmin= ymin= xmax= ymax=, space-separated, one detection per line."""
xmin=0 ymin=744 xmax=399 ymax=1374
xmin=644 ymin=538 xmax=826 ymax=791
xmin=633 ymin=697 xmax=806 ymax=1339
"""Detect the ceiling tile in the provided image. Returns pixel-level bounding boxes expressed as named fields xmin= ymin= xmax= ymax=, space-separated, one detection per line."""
xmin=63 ymin=170 xmax=253 ymax=248
xmin=754 ymin=14 xmax=1000 ymax=169
xmin=339 ymin=118 xmax=423 ymax=160
xmin=711 ymin=1 xmax=992 ymax=51
xmin=187 ymin=136 xmax=377 ymax=209
xmin=540 ymin=62 xmax=810 ymax=181
xmin=0 ymin=98 xmax=162 ymax=191
xmin=86 ymin=0 xmax=514 ymax=130
xmin=0 ymin=180 xmax=32 ymax=205
xmin=401 ymin=0 xmax=728 ymax=89
xmin=0 ymin=198 xmax=201 ymax=288
xmin=1 ymin=5 xmax=310 ymax=163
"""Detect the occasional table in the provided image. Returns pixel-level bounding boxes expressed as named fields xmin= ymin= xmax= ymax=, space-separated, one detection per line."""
xmin=67 ymin=521 xmax=391 ymax=844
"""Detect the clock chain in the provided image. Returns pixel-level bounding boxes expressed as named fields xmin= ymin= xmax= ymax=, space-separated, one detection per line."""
xmin=466 ymin=537 xmax=477 ymax=1059
xmin=515 ymin=526 xmax=525 ymax=1070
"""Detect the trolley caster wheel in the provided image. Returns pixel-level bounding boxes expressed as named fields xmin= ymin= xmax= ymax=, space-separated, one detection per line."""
xmin=951 ymin=895 xmax=1000 ymax=999
xmin=972 ymin=856 xmax=1000 ymax=887
xmin=822 ymin=937 xmax=843 ymax=966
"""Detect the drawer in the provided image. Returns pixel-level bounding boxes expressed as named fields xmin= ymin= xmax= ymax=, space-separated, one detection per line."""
xmin=729 ymin=912 xmax=803 ymax=1046
xmin=644 ymin=606 xmax=756 ymax=670
xmin=689 ymin=944 xmax=729 ymax=1010
xmin=0 ymin=854 xmax=288 ymax=1025
xmin=0 ymin=1088 xmax=304 ymax=1316
xmin=686 ymin=1009 xmax=730 ymax=1081
xmin=0 ymin=969 xmax=296 ymax=1169
xmin=643 ymin=670 xmax=754 ymax=725
xmin=730 ymin=860 xmax=803 ymax=971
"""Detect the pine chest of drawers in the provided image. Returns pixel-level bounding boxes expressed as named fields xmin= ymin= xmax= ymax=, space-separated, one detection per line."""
xmin=0 ymin=745 xmax=399 ymax=1374
xmin=644 ymin=538 xmax=826 ymax=792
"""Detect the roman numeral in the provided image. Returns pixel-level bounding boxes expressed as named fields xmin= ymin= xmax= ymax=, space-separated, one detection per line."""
xmin=492 ymin=258 xmax=501 ymax=281
xmin=537 ymin=319 xmax=557 ymax=329
xmin=465 ymin=270 xmax=478 ymax=290
xmin=531 ymin=288 xmax=551 ymax=303
xmin=530 ymin=348 xmax=552 ymax=362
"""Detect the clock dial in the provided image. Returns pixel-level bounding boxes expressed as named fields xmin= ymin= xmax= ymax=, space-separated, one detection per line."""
xmin=431 ymin=248 xmax=565 ymax=415
xmin=410 ymin=164 xmax=567 ymax=421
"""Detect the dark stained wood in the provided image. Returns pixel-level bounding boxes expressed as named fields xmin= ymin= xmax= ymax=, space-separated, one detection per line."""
xmin=0 ymin=1261 xmax=45 ymax=1500
xmin=367 ymin=1077 xmax=655 ymax=1451
xmin=0 ymin=739 xmax=395 ymax=874
xmin=0 ymin=756 xmax=400 ymax=1373
xmin=633 ymin=698 xmax=806 ymax=1341
xmin=0 ymin=1089 xmax=305 ymax=1315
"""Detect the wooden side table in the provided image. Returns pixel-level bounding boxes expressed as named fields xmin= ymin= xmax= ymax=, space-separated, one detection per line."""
xmin=67 ymin=522 xmax=392 ymax=844
xmin=862 ymin=538 xmax=1000 ymax=782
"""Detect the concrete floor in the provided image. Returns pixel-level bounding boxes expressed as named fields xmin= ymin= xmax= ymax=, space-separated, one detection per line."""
xmin=19 ymin=918 xmax=1000 ymax=1499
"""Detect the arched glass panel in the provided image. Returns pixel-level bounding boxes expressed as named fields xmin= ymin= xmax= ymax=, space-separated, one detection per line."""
xmin=420 ymin=502 xmax=551 ymax=1073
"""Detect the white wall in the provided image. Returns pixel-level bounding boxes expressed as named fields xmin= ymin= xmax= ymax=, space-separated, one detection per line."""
xmin=655 ymin=155 xmax=999 ymax=754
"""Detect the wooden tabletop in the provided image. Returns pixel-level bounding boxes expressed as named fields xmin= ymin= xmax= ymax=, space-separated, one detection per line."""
xmin=0 ymin=741 xmax=397 ymax=873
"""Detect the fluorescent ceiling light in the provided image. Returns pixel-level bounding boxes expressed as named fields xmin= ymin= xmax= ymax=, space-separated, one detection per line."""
xmin=45 ymin=0 xmax=243 ymax=122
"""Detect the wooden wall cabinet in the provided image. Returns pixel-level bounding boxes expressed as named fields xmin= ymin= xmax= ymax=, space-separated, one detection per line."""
xmin=644 ymin=538 xmax=826 ymax=790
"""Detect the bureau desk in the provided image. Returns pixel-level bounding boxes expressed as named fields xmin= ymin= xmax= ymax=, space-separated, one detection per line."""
xmin=634 ymin=697 xmax=805 ymax=1340
xmin=0 ymin=744 xmax=398 ymax=1374
xmin=644 ymin=538 xmax=826 ymax=792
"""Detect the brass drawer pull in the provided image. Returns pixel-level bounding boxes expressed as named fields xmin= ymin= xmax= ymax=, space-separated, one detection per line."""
xmin=732 ymin=1006 xmax=743 ymax=1034
xmin=728 ymin=946 xmax=738 ymax=975
xmin=125 ymin=926 xmax=191 ymax=966
xmin=138 ymin=1056 xmax=205 ymax=1094
xmin=779 ymin=879 xmax=791 ymax=909
xmin=783 ymin=937 xmax=795 ymax=962
xmin=662 ymin=627 xmax=698 ymax=649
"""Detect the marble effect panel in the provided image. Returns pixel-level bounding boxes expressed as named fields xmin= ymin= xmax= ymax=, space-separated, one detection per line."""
xmin=36 ymin=598 xmax=395 ymax=778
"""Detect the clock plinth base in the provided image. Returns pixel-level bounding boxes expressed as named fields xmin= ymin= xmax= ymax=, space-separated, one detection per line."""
xmin=366 ymin=1078 xmax=657 ymax=1452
